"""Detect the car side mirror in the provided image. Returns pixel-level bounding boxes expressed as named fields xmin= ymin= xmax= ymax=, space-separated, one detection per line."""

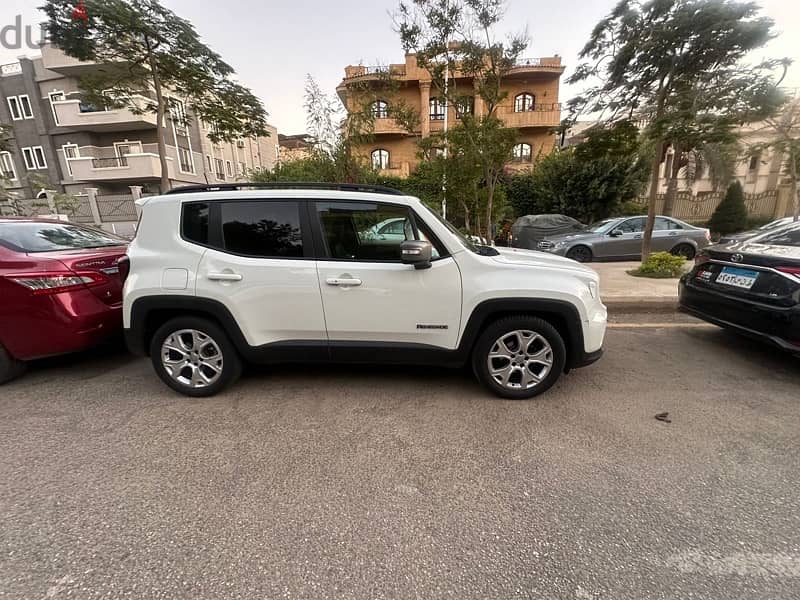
xmin=401 ymin=240 xmax=432 ymax=270
xmin=609 ymin=229 xmax=623 ymax=237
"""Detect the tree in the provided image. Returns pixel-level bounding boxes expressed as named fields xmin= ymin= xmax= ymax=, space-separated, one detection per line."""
xmin=508 ymin=121 xmax=649 ymax=222
xmin=0 ymin=124 xmax=14 ymax=204
xmin=748 ymin=95 xmax=800 ymax=221
xmin=42 ymin=0 xmax=269 ymax=193
xmin=395 ymin=0 xmax=525 ymax=237
xmin=708 ymin=181 xmax=748 ymax=236
xmin=568 ymin=0 xmax=784 ymax=260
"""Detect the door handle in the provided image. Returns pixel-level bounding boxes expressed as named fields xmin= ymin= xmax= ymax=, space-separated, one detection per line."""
xmin=208 ymin=272 xmax=243 ymax=282
xmin=669 ymin=232 xmax=678 ymax=236
xmin=633 ymin=234 xmax=642 ymax=239
xmin=326 ymin=277 xmax=362 ymax=286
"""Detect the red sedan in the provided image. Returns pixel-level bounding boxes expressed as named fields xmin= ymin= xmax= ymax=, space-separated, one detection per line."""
xmin=0 ymin=218 xmax=129 ymax=383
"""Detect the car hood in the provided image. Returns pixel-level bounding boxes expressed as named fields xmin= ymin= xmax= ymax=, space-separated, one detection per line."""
xmin=491 ymin=247 xmax=598 ymax=277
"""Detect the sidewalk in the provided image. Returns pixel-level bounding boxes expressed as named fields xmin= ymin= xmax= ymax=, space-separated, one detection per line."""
xmin=591 ymin=261 xmax=684 ymax=313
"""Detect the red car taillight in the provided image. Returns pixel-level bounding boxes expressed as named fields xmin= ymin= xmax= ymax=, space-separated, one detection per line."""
xmin=117 ymin=255 xmax=131 ymax=284
xmin=6 ymin=271 xmax=108 ymax=296
xmin=695 ymin=252 xmax=710 ymax=266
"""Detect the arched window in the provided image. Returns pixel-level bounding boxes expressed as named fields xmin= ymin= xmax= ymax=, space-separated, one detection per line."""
xmin=372 ymin=100 xmax=388 ymax=119
xmin=371 ymin=149 xmax=390 ymax=170
xmin=512 ymin=143 xmax=532 ymax=162
xmin=429 ymin=97 xmax=446 ymax=121
xmin=514 ymin=93 xmax=535 ymax=112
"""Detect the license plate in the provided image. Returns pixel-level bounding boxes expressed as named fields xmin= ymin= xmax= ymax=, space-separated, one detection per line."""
xmin=716 ymin=266 xmax=759 ymax=289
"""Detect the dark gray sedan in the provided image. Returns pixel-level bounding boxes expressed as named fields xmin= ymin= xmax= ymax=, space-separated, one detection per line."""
xmin=537 ymin=216 xmax=711 ymax=262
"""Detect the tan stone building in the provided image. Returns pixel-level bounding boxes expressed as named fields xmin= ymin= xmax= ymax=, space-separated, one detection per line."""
xmin=336 ymin=54 xmax=565 ymax=177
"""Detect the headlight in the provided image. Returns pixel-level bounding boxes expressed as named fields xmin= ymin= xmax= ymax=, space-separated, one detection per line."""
xmin=587 ymin=281 xmax=598 ymax=299
xmin=554 ymin=241 xmax=568 ymax=249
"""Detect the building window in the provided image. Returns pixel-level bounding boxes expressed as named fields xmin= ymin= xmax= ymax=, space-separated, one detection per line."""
xmin=62 ymin=144 xmax=79 ymax=176
xmin=0 ymin=151 xmax=17 ymax=180
xmin=455 ymin=96 xmax=474 ymax=117
xmin=512 ymin=143 xmax=532 ymax=162
xmin=371 ymin=149 xmax=390 ymax=170
xmin=226 ymin=160 xmax=233 ymax=176
xmin=18 ymin=95 xmax=33 ymax=119
xmin=746 ymin=152 xmax=761 ymax=184
xmin=429 ymin=97 xmax=446 ymax=121
xmin=514 ymin=93 xmax=535 ymax=112
xmin=7 ymin=97 xmax=21 ymax=121
xmin=239 ymin=161 xmax=247 ymax=174
xmin=215 ymin=158 xmax=225 ymax=180
xmin=178 ymin=147 xmax=194 ymax=173
xmin=49 ymin=91 xmax=65 ymax=125
xmin=206 ymin=155 xmax=213 ymax=170
xmin=32 ymin=146 xmax=47 ymax=169
xmin=372 ymin=100 xmax=389 ymax=119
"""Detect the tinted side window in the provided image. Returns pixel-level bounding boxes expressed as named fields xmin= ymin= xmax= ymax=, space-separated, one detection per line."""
xmin=654 ymin=218 xmax=670 ymax=231
xmin=317 ymin=202 xmax=413 ymax=261
xmin=619 ymin=217 xmax=645 ymax=233
xmin=182 ymin=202 xmax=209 ymax=245
xmin=221 ymin=201 xmax=303 ymax=257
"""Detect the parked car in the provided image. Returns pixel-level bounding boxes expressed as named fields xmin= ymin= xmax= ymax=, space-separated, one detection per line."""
xmin=718 ymin=216 xmax=796 ymax=244
xmin=511 ymin=214 xmax=585 ymax=251
xmin=123 ymin=183 xmax=607 ymax=399
xmin=679 ymin=223 xmax=800 ymax=352
xmin=0 ymin=218 xmax=128 ymax=383
xmin=537 ymin=216 xmax=710 ymax=262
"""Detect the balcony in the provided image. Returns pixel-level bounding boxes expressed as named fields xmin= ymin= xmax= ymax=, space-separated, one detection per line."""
xmin=507 ymin=57 xmax=565 ymax=77
xmin=41 ymin=43 xmax=100 ymax=76
xmin=497 ymin=102 xmax=561 ymax=128
xmin=52 ymin=96 xmax=157 ymax=132
xmin=373 ymin=117 xmax=411 ymax=135
xmin=69 ymin=153 xmax=175 ymax=183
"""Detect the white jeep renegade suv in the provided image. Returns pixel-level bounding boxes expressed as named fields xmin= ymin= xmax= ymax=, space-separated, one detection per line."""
xmin=122 ymin=184 xmax=606 ymax=399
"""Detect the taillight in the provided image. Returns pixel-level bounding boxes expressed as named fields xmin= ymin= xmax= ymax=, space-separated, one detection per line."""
xmin=695 ymin=252 xmax=710 ymax=266
xmin=777 ymin=266 xmax=800 ymax=279
xmin=117 ymin=255 xmax=131 ymax=284
xmin=6 ymin=271 xmax=108 ymax=295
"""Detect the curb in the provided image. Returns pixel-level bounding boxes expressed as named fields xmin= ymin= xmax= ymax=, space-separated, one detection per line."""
xmin=602 ymin=297 xmax=679 ymax=314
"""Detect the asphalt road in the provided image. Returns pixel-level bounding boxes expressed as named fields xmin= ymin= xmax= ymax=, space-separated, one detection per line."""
xmin=1 ymin=321 xmax=799 ymax=599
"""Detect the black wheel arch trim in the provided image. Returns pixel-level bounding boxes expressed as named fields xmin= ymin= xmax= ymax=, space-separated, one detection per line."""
xmin=126 ymin=295 xmax=593 ymax=369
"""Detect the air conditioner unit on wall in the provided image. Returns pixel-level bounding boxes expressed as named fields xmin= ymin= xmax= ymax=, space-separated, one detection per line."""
xmin=236 ymin=140 xmax=245 ymax=148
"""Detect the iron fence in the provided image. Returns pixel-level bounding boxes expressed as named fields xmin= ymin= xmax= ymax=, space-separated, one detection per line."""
xmin=96 ymin=194 xmax=137 ymax=221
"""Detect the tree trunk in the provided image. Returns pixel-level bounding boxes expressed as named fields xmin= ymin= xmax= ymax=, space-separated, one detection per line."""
xmin=461 ymin=200 xmax=470 ymax=232
xmin=662 ymin=143 xmax=682 ymax=216
xmin=485 ymin=177 xmax=495 ymax=242
xmin=642 ymin=140 xmax=665 ymax=261
xmin=145 ymin=36 xmax=171 ymax=194
xmin=791 ymin=148 xmax=798 ymax=222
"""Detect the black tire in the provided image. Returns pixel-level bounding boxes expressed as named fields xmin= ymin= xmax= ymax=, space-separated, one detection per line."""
xmin=566 ymin=245 xmax=593 ymax=263
xmin=472 ymin=316 xmax=567 ymax=400
xmin=149 ymin=317 xmax=242 ymax=397
xmin=670 ymin=243 xmax=696 ymax=260
xmin=0 ymin=343 xmax=25 ymax=384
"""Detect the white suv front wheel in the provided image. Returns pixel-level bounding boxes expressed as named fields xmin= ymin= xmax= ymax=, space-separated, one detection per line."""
xmin=149 ymin=317 xmax=242 ymax=397
xmin=472 ymin=316 xmax=567 ymax=399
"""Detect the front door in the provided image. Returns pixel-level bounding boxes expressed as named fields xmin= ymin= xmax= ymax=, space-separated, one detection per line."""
xmin=312 ymin=200 xmax=463 ymax=350
xmin=611 ymin=217 xmax=646 ymax=258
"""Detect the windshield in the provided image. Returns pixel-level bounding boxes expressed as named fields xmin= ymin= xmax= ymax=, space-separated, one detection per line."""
xmin=584 ymin=219 xmax=619 ymax=234
xmin=0 ymin=222 xmax=127 ymax=253
xmin=421 ymin=204 xmax=480 ymax=253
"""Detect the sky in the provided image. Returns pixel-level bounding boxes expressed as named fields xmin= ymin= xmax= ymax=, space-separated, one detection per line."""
xmin=0 ymin=0 xmax=798 ymax=134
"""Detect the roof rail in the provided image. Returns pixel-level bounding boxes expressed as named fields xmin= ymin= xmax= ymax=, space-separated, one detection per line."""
xmin=164 ymin=182 xmax=405 ymax=196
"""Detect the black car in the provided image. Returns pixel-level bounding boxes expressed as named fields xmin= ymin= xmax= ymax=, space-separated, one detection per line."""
xmin=679 ymin=223 xmax=800 ymax=352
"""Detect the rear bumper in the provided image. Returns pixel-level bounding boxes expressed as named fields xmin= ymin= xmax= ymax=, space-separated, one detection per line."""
xmin=679 ymin=277 xmax=800 ymax=352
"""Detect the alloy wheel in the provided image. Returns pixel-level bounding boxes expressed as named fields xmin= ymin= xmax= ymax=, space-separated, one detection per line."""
xmin=486 ymin=329 xmax=554 ymax=390
xmin=160 ymin=329 xmax=224 ymax=389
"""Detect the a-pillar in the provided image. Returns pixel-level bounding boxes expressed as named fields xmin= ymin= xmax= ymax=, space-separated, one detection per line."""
xmin=85 ymin=187 xmax=102 ymax=226
xmin=420 ymin=81 xmax=431 ymax=138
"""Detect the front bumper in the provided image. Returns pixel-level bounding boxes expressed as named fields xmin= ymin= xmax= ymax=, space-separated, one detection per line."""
xmin=538 ymin=244 xmax=569 ymax=256
xmin=679 ymin=277 xmax=800 ymax=352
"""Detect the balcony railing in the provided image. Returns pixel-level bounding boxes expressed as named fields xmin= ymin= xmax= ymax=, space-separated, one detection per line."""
xmin=512 ymin=57 xmax=563 ymax=68
xmin=52 ymin=95 xmax=157 ymax=131
xmin=92 ymin=157 xmax=128 ymax=168
xmin=344 ymin=65 xmax=407 ymax=79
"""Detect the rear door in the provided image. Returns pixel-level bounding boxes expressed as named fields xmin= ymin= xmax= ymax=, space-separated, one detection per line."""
xmin=193 ymin=199 xmax=327 ymax=348
xmin=651 ymin=217 xmax=677 ymax=252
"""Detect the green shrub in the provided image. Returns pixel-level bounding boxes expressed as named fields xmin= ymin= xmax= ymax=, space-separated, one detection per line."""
xmin=629 ymin=251 xmax=687 ymax=278
xmin=708 ymin=181 xmax=748 ymax=236
xmin=614 ymin=200 xmax=648 ymax=216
